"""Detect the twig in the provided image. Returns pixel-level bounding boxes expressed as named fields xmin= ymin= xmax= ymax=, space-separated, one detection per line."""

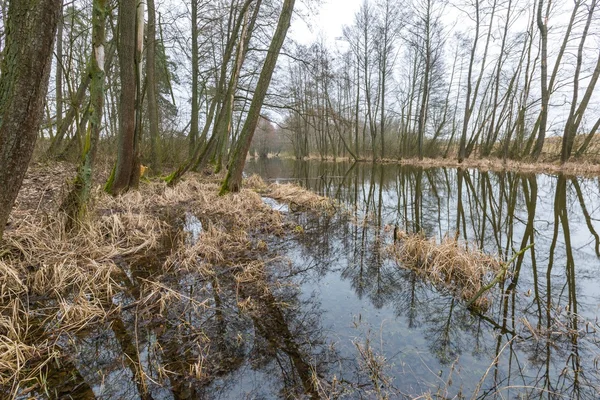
xmin=466 ymin=243 xmax=534 ymax=309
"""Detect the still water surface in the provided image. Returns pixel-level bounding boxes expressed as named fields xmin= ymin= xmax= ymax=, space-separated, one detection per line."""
xmin=240 ymin=158 xmax=600 ymax=399
xmin=31 ymin=159 xmax=600 ymax=399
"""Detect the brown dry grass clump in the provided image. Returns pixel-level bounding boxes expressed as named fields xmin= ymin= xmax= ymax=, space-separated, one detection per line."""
xmin=0 ymin=170 xmax=300 ymax=396
xmin=389 ymin=230 xmax=502 ymax=310
xmin=0 ymin=208 xmax=162 ymax=393
xmin=246 ymin=174 xmax=336 ymax=212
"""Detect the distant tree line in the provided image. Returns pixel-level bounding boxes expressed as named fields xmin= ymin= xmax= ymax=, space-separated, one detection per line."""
xmin=281 ymin=0 xmax=600 ymax=163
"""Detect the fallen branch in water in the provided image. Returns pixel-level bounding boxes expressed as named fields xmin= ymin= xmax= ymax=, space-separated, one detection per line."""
xmin=465 ymin=243 xmax=535 ymax=309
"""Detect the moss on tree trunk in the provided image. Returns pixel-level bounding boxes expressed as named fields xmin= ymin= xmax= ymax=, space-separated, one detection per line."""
xmin=0 ymin=0 xmax=61 ymax=239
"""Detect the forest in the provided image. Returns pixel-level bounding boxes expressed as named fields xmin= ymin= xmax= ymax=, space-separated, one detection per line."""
xmin=0 ymin=0 xmax=600 ymax=398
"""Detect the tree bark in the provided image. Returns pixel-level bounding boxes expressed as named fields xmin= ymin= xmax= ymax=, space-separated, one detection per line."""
xmin=190 ymin=0 xmax=199 ymax=155
xmin=55 ymin=7 xmax=64 ymax=135
xmin=147 ymin=0 xmax=160 ymax=173
xmin=106 ymin=0 xmax=138 ymax=195
xmin=0 ymin=0 xmax=60 ymax=239
xmin=221 ymin=0 xmax=296 ymax=194
xmin=60 ymin=0 xmax=108 ymax=225
xmin=531 ymin=0 xmax=550 ymax=160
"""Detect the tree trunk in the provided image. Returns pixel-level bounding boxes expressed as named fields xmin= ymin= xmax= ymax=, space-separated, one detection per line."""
xmin=60 ymin=0 xmax=108 ymax=226
xmin=46 ymin=42 xmax=115 ymax=158
xmin=561 ymin=0 xmax=598 ymax=163
xmin=106 ymin=0 xmax=138 ymax=195
xmin=55 ymin=7 xmax=63 ymax=135
xmin=221 ymin=0 xmax=296 ymax=194
xmin=417 ymin=1 xmax=431 ymax=161
xmin=531 ymin=0 xmax=549 ymax=160
xmin=459 ymin=0 xmax=496 ymax=162
xmin=190 ymin=0 xmax=199 ymax=155
xmin=165 ymin=0 xmax=254 ymax=186
xmin=0 ymin=0 xmax=60 ymax=240
xmin=147 ymin=0 xmax=161 ymax=173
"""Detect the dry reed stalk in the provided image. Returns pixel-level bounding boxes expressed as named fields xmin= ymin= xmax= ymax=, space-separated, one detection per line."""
xmin=244 ymin=174 xmax=268 ymax=190
xmin=353 ymin=337 xmax=393 ymax=400
xmin=260 ymin=182 xmax=336 ymax=212
xmin=389 ymin=231 xmax=502 ymax=310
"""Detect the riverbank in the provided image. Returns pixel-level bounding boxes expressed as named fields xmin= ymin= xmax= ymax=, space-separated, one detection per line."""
xmin=269 ymin=134 xmax=600 ymax=176
xmin=283 ymin=155 xmax=600 ymax=177
xmin=0 ymin=163 xmax=335 ymax=398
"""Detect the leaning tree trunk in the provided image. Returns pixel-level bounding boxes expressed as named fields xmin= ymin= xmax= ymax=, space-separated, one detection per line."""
xmin=60 ymin=0 xmax=108 ymax=226
xmin=0 ymin=0 xmax=61 ymax=240
xmin=220 ymin=0 xmax=296 ymax=194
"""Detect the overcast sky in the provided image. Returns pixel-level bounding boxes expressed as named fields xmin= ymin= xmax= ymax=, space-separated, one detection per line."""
xmin=289 ymin=0 xmax=362 ymax=46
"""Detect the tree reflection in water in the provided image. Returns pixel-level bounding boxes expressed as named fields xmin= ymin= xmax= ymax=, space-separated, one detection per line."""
xmin=246 ymin=159 xmax=600 ymax=399
xmin=27 ymin=159 xmax=600 ymax=399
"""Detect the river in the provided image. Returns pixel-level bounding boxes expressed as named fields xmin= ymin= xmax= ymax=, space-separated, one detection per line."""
xmin=28 ymin=159 xmax=600 ymax=399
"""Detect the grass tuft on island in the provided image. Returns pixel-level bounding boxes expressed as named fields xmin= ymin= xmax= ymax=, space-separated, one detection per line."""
xmin=389 ymin=230 xmax=503 ymax=311
xmin=246 ymin=174 xmax=337 ymax=212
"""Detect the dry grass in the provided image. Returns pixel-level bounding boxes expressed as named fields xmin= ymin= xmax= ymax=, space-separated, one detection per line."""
xmin=389 ymin=230 xmax=502 ymax=310
xmin=0 ymin=168 xmax=304 ymax=396
xmin=246 ymin=174 xmax=336 ymax=212
xmin=375 ymin=157 xmax=600 ymax=177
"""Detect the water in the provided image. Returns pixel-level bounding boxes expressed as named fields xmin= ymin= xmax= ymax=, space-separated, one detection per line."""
xmin=242 ymin=158 xmax=600 ymax=399
xmin=24 ymin=159 xmax=600 ymax=399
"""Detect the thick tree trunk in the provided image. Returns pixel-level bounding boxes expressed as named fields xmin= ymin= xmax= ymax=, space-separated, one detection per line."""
xmin=221 ymin=0 xmax=296 ymax=194
xmin=106 ymin=0 xmax=137 ymax=195
xmin=0 ymin=0 xmax=60 ymax=240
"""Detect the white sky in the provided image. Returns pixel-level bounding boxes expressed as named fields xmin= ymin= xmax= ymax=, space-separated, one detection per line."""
xmin=290 ymin=0 xmax=362 ymax=46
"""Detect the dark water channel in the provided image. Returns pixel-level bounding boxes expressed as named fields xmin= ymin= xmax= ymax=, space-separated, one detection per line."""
xmin=26 ymin=159 xmax=600 ymax=399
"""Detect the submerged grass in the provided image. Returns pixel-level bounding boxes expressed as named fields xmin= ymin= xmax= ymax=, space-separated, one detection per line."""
xmin=389 ymin=230 xmax=503 ymax=310
xmin=0 ymin=166 xmax=337 ymax=397
xmin=246 ymin=174 xmax=337 ymax=212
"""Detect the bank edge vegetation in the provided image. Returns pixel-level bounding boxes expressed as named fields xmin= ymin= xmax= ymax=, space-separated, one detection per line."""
xmin=1 ymin=0 xmax=600 ymax=238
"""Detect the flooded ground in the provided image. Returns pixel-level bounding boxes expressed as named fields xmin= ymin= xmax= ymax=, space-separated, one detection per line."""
xmin=243 ymin=158 xmax=600 ymax=399
xmin=18 ymin=159 xmax=600 ymax=399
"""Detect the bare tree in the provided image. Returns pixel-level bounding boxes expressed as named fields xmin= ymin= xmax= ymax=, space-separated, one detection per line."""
xmin=221 ymin=0 xmax=296 ymax=194
xmin=105 ymin=0 xmax=143 ymax=195
xmin=60 ymin=0 xmax=109 ymax=224
xmin=560 ymin=0 xmax=599 ymax=162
